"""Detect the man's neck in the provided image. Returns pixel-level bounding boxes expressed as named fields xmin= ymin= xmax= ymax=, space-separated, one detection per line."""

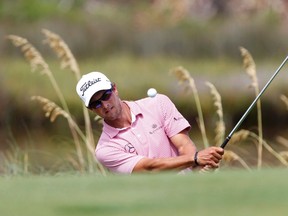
xmin=105 ymin=102 xmax=132 ymax=129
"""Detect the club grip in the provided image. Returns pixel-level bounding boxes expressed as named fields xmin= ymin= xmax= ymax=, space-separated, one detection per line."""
xmin=220 ymin=137 xmax=231 ymax=149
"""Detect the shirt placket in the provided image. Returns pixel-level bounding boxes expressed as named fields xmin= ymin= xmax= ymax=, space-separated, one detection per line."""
xmin=130 ymin=118 xmax=149 ymax=155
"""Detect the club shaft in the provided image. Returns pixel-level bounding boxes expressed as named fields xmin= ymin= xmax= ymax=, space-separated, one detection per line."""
xmin=221 ymin=55 xmax=288 ymax=148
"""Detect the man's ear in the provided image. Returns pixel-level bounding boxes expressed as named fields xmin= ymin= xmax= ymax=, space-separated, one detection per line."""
xmin=112 ymin=83 xmax=118 ymax=94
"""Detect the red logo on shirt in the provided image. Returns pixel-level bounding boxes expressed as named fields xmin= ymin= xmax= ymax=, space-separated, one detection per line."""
xmin=124 ymin=143 xmax=136 ymax=154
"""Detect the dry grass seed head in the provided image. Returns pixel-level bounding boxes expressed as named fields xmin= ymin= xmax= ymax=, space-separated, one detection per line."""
xmin=229 ymin=129 xmax=250 ymax=144
xmin=223 ymin=150 xmax=240 ymax=162
xmin=31 ymin=96 xmax=69 ymax=122
xmin=170 ymin=66 xmax=190 ymax=82
xmin=239 ymin=46 xmax=258 ymax=88
xmin=42 ymin=29 xmax=80 ymax=78
xmin=7 ymin=35 xmax=49 ymax=75
xmin=206 ymin=82 xmax=223 ymax=118
xmin=223 ymin=150 xmax=251 ymax=170
xmin=206 ymin=82 xmax=225 ymax=145
xmin=170 ymin=66 xmax=195 ymax=93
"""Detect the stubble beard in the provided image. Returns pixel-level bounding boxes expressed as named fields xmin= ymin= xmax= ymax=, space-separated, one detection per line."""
xmin=104 ymin=99 xmax=123 ymax=123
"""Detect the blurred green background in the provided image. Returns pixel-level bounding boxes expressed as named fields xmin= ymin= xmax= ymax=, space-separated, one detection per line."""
xmin=1 ymin=0 xmax=288 ymax=173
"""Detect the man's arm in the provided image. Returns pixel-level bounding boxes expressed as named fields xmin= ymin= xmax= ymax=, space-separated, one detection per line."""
xmin=132 ymin=154 xmax=195 ymax=172
xmin=170 ymin=129 xmax=197 ymax=156
xmin=172 ymin=129 xmax=224 ymax=170
xmin=132 ymin=129 xmax=224 ymax=172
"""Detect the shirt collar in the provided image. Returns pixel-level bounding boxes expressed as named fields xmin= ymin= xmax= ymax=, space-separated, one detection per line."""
xmin=102 ymin=100 xmax=142 ymax=138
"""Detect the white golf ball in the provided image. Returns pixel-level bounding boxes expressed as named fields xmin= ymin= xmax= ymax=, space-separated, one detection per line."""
xmin=147 ymin=88 xmax=157 ymax=98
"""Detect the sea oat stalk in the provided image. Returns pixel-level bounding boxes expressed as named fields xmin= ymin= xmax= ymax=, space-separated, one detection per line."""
xmin=206 ymin=82 xmax=225 ymax=146
xmin=248 ymin=131 xmax=288 ymax=166
xmin=240 ymin=47 xmax=263 ymax=169
xmin=228 ymin=129 xmax=250 ymax=144
xmin=223 ymin=150 xmax=251 ymax=170
xmin=8 ymin=35 xmax=88 ymax=171
xmin=42 ymin=29 xmax=80 ymax=79
xmin=31 ymin=96 xmax=86 ymax=170
xmin=7 ymin=35 xmax=70 ymax=113
xmin=41 ymin=29 xmax=98 ymax=173
xmin=171 ymin=66 xmax=209 ymax=148
xmin=30 ymin=96 xmax=107 ymax=174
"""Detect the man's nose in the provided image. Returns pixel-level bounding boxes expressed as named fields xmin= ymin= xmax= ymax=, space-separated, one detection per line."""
xmin=101 ymin=100 xmax=110 ymax=109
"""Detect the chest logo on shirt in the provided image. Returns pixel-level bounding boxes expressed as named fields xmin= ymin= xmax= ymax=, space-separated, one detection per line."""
xmin=124 ymin=143 xmax=136 ymax=154
xmin=174 ymin=116 xmax=184 ymax=121
xmin=149 ymin=124 xmax=163 ymax=134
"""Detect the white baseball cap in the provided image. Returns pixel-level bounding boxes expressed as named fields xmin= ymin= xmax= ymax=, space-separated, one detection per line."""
xmin=76 ymin=72 xmax=112 ymax=107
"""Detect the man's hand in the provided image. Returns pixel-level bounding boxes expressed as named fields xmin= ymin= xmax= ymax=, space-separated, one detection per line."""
xmin=196 ymin=147 xmax=224 ymax=168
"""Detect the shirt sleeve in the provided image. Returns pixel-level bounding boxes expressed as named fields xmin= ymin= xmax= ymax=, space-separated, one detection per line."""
xmin=157 ymin=94 xmax=191 ymax=138
xmin=95 ymin=143 xmax=145 ymax=174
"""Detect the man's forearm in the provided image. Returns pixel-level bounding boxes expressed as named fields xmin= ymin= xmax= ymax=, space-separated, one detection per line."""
xmin=132 ymin=155 xmax=195 ymax=172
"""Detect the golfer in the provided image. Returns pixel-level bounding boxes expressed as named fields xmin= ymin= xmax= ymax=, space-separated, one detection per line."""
xmin=76 ymin=72 xmax=224 ymax=174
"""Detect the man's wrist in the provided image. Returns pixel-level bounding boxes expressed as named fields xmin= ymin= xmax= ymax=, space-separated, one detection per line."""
xmin=194 ymin=151 xmax=199 ymax=167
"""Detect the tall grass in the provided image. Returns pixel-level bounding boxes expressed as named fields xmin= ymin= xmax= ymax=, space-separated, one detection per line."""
xmin=171 ymin=49 xmax=288 ymax=169
xmin=41 ymin=29 xmax=103 ymax=174
xmin=240 ymin=47 xmax=263 ymax=169
xmin=171 ymin=66 xmax=209 ymax=148
xmin=7 ymin=30 xmax=106 ymax=175
xmin=276 ymin=94 xmax=288 ymax=161
xmin=1 ymin=135 xmax=29 ymax=175
xmin=206 ymin=82 xmax=225 ymax=146
xmin=4 ymin=29 xmax=288 ymax=174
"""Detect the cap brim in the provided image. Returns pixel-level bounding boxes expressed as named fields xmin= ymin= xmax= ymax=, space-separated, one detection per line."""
xmin=84 ymin=83 xmax=112 ymax=107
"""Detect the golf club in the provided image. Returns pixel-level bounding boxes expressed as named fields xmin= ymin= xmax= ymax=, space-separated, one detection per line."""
xmin=221 ymin=55 xmax=288 ymax=149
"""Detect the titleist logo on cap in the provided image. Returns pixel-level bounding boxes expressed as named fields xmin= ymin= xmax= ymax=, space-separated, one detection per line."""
xmin=80 ymin=78 xmax=101 ymax=96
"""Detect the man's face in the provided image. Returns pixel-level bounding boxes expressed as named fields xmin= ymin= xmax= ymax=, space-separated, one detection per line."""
xmin=89 ymin=85 xmax=122 ymax=122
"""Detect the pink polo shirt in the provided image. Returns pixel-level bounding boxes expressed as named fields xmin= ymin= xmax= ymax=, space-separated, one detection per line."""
xmin=95 ymin=94 xmax=191 ymax=174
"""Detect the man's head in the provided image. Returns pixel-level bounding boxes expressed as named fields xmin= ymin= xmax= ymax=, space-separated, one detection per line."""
xmin=76 ymin=72 xmax=112 ymax=107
